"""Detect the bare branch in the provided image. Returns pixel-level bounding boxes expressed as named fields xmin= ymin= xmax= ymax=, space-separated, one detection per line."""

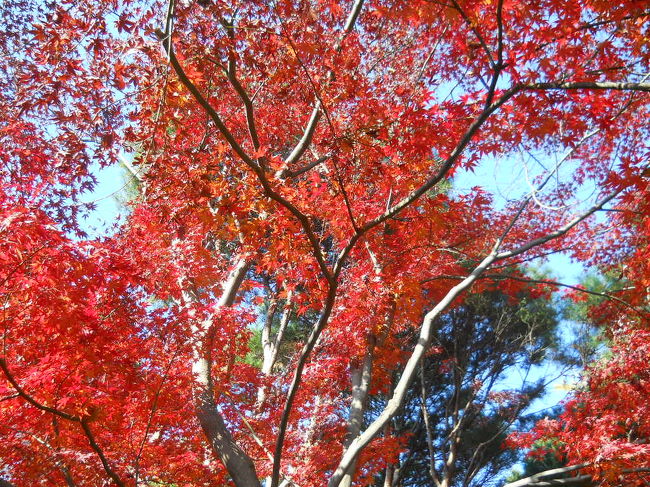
xmin=280 ymin=154 xmax=330 ymax=179
xmin=450 ymin=0 xmax=496 ymax=68
xmin=283 ymin=0 xmax=364 ymax=167
xmin=420 ymin=361 xmax=442 ymax=487
xmin=496 ymin=190 xmax=621 ymax=259
xmin=526 ymin=81 xmax=650 ymax=92
xmin=0 ymin=358 xmax=78 ymax=422
xmin=333 ymin=86 xmax=521 ymax=278
xmin=483 ymin=274 xmax=645 ymax=316
xmin=80 ymin=421 xmax=126 ymax=487
xmin=504 ymin=464 xmax=590 ymax=487
xmin=187 ymin=258 xmax=262 ymax=487
xmin=219 ymin=17 xmax=262 ymax=151
xmin=328 ymin=251 xmax=498 ymax=487
xmin=284 ymin=104 xmax=323 ymax=167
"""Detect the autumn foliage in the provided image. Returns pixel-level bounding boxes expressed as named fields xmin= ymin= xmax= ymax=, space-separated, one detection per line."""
xmin=1 ymin=1 xmax=649 ymax=486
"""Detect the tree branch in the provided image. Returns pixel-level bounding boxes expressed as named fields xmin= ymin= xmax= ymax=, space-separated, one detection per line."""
xmin=269 ymin=4 xmax=367 ymax=486
xmin=186 ymin=258 xmax=262 ymax=487
xmin=283 ymin=0 xmax=364 ymax=168
xmin=156 ymin=29 xmax=261 ymax=172
xmin=270 ymin=283 xmax=338 ymax=487
xmin=526 ymin=81 xmax=650 ymax=92
xmin=340 ymin=338 xmax=375 ymax=487
xmin=220 ymin=17 xmax=262 ymax=151
xmin=450 ymin=0 xmax=496 ymax=69
xmin=327 ymin=187 xmax=622 ymax=487
xmin=280 ymin=154 xmax=330 ymax=179
xmin=0 ymin=358 xmax=78 ymax=421
xmin=481 ymin=274 xmax=645 ymax=316
xmin=504 ymin=464 xmax=591 ymax=487
xmin=496 ymin=190 xmax=621 ymax=259
xmin=328 ymin=251 xmax=498 ymax=487
xmin=420 ymin=361 xmax=442 ymax=487
xmin=80 ymin=421 xmax=126 ymax=487
xmin=157 ymin=1 xmax=332 ymax=282
xmin=333 ymin=85 xmax=521 ymax=278
xmin=0 ymin=358 xmax=126 ymax=487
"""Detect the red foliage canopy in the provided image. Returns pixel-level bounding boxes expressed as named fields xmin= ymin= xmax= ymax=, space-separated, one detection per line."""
xmin=0 ymin=1 xmax=648 ymax=486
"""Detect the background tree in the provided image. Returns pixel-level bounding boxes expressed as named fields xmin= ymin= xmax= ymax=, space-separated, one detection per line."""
xmin=370 ymin=287 xmax=560 ymax=487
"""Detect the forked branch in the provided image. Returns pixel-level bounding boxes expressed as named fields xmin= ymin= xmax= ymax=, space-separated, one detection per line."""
xmin=0 ymin=358 xmax=126 ymax=487
xmin=327 ymin=189 xmax=622 ymax=487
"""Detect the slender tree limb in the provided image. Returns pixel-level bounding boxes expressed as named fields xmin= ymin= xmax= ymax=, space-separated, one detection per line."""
xmin=333 ymin=86 xmax=521 ymax=278
xmin=496 ymin=191 xmax=621 ymax=259
xmin=157 ymin=4 xmax=333 ymax=280
xmin=219 ymin=17 xmax=262 ymax=151
xmin=526 ymin=81 xmax=650 ymax=92
xmin=481 ymin=274 xmax=644 ymax=315
xmin=327 ymin=186 xmax=621 ymax=487
xmin=270 ymin=282 xmax=338 ymax=487
xmin=226 ymin=61 xmax=262 ymax=151
xmin=0 ymin=393 xmax=19 ymax=402
xmin=0 ymin=358 xmax=78 ymax=421
xmin=504 ymin=464 xmax=591 ymax=487
xmin=284 ymin=104 xmax=323 ymax=167
xmin=80 ymin=421 xmax=126 ymax=487
xmin=450 ymin=0 xmax=497 ymax=69
xmin=0 ymin=358 xmax=126 ymax=487
xmin=283 ymin=0 xmax=364 ymax=167
xmin=280 ymin=154 xmax=330 ymax=179
xmin=420 ymin=361 xmax=442 ymax=487
xmin=156 ymin=29 xmax=261 ymax=173
xmin=484 ymin=0 xmax=505 ymax=108
xmin=336 ymin=74 xmax=647 ymax=277
xmin=506 ymin=463 xmax=650 ymax=487
xmin=421 ymin=270 xmax=643 ymax=316
xmin=269 ymin=4 xmax=367 ymax=486
xmin=161 ymin=18 xmax=332 ymax=278
xmin=268 ymin=292 xmax=293 ymax=374
xmin=328 ymin=250 xmax=499 ymax=487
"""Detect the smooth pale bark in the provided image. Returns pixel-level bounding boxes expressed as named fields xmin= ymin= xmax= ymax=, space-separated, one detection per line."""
xmin=383 ymin=466 xmax=394 ymax=487
xmin=328 ymin=252 xmax=498 ymax=487
xmin=257 ymin=292 xmax=292 ymax=406
xmin=340 ymin=342 xmax=374 ymax=487
xmin=189 ymin=258 xmax=262 ymax=487
xmin=504 ymin=464 xmax=591 ymax=487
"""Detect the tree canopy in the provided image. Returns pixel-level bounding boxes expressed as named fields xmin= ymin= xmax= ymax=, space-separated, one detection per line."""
xmin=0 ymin=1 xmax=648 ymax=486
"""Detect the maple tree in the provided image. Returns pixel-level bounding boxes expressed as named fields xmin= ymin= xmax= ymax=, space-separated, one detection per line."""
xmin=1 ymin=1 xmax=649 ymax=486
xmin=508 ymin=214 xmax=650 ymax=486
